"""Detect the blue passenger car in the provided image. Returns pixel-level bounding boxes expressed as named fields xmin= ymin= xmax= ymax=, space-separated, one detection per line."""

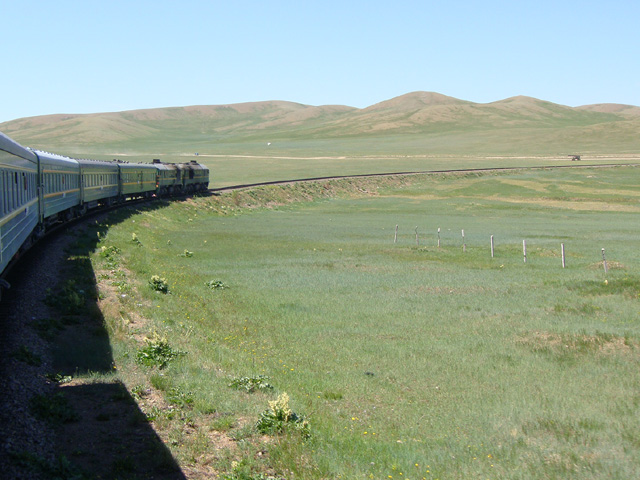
xmin=0 ymin=132 xmax=39 ymax=275
xmin=118 ymin=163 xmax=157 ymax=199
xmin=35 ymin=150 xmax=81 ymax=225
xmin=78 ymin=159 xmax=119 ymax=210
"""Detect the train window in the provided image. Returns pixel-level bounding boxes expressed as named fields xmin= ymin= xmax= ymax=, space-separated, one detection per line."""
xmin=10 ymin=174 xmax=15 ymax=210
xmin=1 ymin=172 xmax=5 ymax=215
xmin=8 ymin=172 xmax=11 ymax=213
xmin=9 ymin=172 xmax=13 ymax=211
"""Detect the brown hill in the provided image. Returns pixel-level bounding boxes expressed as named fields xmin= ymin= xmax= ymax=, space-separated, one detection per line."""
xmin=363 ymin=91 xmax=471 ymax=112
xmin=1 ymin=92 xmax=638 ymax=155
xmin=577 ymin=103 xmax=640 ymax=116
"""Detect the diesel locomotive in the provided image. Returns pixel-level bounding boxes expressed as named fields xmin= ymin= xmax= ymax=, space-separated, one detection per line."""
xmin=0 ymin=131 xmax=209 ymax=293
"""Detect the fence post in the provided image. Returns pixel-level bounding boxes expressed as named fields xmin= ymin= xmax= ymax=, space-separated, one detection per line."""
xmin=602 ymin=248 xmax=608 ymax=275
xmin=490 ymin=235 xmax=494 ymax=258
xmin=394 ymin=224 xmax=398 ymax=244
xmin=462 ymin=229 xmax=466 ymax=252
xmin=523 ymin=240 xmax=527 ymax=263
xmin=415 ymin=226 xmax=419 ymax=246
xmin=437 ymin=227 xmax=441 ymax=248
xmin=561 ymin=243 xmax=566 ymax=268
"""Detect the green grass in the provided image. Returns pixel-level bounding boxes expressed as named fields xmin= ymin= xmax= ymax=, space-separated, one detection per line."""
xmin=90 ymin=166 xmax=640 ymax=478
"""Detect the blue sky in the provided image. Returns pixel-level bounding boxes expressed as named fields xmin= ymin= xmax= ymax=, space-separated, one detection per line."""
xmin=2 ymin=0 xmax=639 ymax=123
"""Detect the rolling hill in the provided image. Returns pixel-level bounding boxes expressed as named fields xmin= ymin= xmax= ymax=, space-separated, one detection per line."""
xmin=1 ymin=92 xmax=639 ymax=157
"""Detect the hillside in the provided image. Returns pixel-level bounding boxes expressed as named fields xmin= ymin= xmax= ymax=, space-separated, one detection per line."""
xmin=1 ymin=92 xmax=639 ymax=157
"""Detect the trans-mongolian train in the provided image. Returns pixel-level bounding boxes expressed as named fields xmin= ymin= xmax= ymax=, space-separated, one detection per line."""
xmin=0 ymin=131 xmax=209 ymax=297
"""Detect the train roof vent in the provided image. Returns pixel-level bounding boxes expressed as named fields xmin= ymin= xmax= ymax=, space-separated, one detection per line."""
xmin=152 ymin=158 xmax=162 ymax=164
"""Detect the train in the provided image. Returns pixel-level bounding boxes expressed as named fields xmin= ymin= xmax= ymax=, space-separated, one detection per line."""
xmin=0 ymin=130 xmax=209 ymax=295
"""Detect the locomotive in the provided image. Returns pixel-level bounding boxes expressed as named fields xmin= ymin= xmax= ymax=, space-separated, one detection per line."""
xmin=0 ymin=131 xmax=209 ymax=292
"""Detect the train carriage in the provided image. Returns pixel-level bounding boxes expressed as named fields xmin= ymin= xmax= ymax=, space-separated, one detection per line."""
xmin=36 ymin=150 xmax=81 ymax=225
xmin=77 ymin=159 xmax=119 ymax=210
xmin=118 ymin=163 xmax=158 ymax=199
xmin=0 ymin=132 xmax=39 ymax=276
xmin=153 ymin=160 xmax=182 ymax=196
xmin=189 ymin=161 xmax=210 ymax=192
xmin=178 ymin=161 xmax=210 ymax=193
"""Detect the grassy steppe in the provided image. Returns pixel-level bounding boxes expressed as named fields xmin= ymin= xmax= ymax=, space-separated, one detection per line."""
xmin=86 ymin=166 xmax=639 ymax=479
xmin=3 ymin=92 xmax=640 ymax=188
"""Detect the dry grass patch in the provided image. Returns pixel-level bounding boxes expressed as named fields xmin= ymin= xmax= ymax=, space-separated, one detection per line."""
xmin=487 ymin=194 xmax=640 ymax=212
xmin=517 ymin=331 xmax=638 ymax=357
xmin=587 ymin=260 xmax=626 ymax=270
xmin=498 ymin=178 xmax=552 ymax=193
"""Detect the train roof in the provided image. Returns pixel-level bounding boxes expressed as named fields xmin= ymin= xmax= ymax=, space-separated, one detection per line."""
xmin=117 ymin=162 xmax=158 ymax=170
xmin=153 ymin=162 xmax=179 ymax=171
xmin=76 ymin=158 xmax=120 ymax=170
xmin=33 ymin=149 xmax=80 ymax=167
xmin=0 ymin=131 xmax=38 ymax=162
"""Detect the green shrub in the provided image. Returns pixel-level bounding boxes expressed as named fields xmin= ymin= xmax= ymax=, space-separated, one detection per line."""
xmin=222 ymin=459 xmax=280 ymax=480
xmin=44 ymin=372 xmax=73 ymax=384
xmin=136 ymin=340 xmax=185 ymax=369
xmin=131 ymin=233 xmax=142 ymax=246
xmin=44 ymin=280 xmax=86 ymax=314
xmin=166 ymin=386 xmax=194 ymax=408
xmin=149 ymin=275 xmax=169 ymax=294
xmin=228 ymin=375 xmax=273 ymax=393
xmin=255 ymin=393 xmax=310 ymax=439
xmin=205 ymin=279 xmax=228 ymax=290
xmin=99 ymin=245 xmax=121 ymax=258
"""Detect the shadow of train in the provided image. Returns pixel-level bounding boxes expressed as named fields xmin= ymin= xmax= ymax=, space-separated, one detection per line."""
xmin=0 ymin=201 xmax=188 ymax=479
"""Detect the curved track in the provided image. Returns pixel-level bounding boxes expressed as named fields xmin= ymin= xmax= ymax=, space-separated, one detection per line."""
xmin=210 ymin=162 xmax=640 ymax=193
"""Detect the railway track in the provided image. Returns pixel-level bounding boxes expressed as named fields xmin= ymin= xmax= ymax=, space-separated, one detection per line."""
xmin=209 ymin=162 xmax=640 ymax=193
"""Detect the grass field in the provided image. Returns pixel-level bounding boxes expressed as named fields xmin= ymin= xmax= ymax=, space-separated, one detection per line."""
xmin=57 ymin=165 xmax=640 ymax=479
